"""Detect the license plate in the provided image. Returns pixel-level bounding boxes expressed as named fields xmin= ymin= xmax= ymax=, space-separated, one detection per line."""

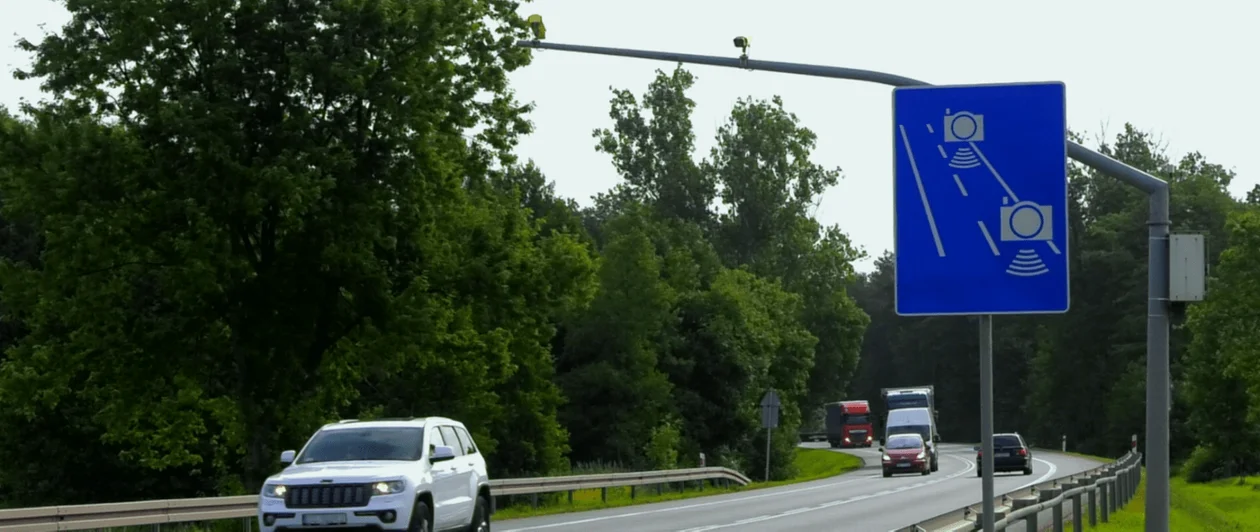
xmin=897 ymin=462 xmax=911 ymax=467
xmin=996 ymin=452 xmax=1010 ymax=458
xmin=302 ymin=513 xmax=348 ymax=526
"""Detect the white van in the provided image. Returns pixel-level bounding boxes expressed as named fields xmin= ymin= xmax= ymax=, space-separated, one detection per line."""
xmin=883 ymin=407 xmax=939 ymax=471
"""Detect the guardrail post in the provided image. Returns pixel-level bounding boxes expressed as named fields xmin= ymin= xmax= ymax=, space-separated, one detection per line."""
xmin=1111 ymin=474 xmax=1120 ymax=513
xmin=1123 ymin=466 xmax=1134 ymax=504
xmin=1061 ymin=479 xmax=1083 ymax=532
xmin=630 ymin=486 xmax=636 ymax=500
xmin=1085 ymin=475 xmax=1098 ymax=526
xmin=1099 ymin=479 xmax=1110 ymax=523
xmin=601 ymin=487 xmax=607 ymax=502
xmin=1042 ymin=486 xmax=1063 ymax=532
xmin=1013 ymin=496 xmax=1038 ymax=530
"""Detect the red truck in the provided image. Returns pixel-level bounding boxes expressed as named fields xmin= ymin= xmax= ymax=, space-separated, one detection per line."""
xmin=824 ymin=400 xmax=874 ymax=448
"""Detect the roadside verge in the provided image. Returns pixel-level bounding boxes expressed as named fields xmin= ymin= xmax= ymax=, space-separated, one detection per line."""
xmin=493 ymin=447 xmax=864 ymax=520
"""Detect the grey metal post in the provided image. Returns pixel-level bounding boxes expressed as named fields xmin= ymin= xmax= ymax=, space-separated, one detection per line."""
xmin=979 ymin=315 xmax=996 ymax=532
xmin=516 ymin=39 xmax=1173 ymax=532
xmin=1111 ymin=475 xmax=1120 ymax=512
xmin=1071 ymin=489 xmax=1084 ymax=532
xmin=1100 ymin=481 xmax=1110 ymax=522
xmin=1146 ymin=187 xmax=1172 ymax=532
xmin=1088 ymin=481 xmax=1098 ymax=526
xmin=765 ymin=427 xmax=772 ymax=482
xmin=1053 ymin=499 xmax=1065 ymax=532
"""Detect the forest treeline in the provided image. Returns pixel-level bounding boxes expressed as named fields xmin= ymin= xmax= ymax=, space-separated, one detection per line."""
xmin=0 ymin=0 xmax=1256 ymax=507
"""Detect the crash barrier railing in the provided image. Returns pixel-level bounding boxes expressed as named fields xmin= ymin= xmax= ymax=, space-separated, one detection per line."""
xmin=0 ymin=466 xmax=752 ymax=531
xmin=799 ymin=430 xmax=828 ymax=442
xmin=895 ymin=450 xmax=1143 ymax=531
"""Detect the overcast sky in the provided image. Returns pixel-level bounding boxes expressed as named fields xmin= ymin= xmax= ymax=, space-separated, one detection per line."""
xmin=5 ymin=0 xmax=1255 ymax=272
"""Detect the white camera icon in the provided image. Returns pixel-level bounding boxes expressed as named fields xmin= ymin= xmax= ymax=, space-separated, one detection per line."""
xmin=943 ymin=111 xmax=984 ymax=143
xmin=1000 ymin=201 xmax=1054 ymax=242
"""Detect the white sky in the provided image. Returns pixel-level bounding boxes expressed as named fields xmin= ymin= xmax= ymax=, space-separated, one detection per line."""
xmin=4 ymin=0 xmax=1255 ymax=272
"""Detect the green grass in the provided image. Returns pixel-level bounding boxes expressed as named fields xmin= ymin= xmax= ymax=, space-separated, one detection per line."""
xmin=1089 ymin=471 xmax=1260 ymax=531
xmin=492 ymin=448 xmax=864 ymax=520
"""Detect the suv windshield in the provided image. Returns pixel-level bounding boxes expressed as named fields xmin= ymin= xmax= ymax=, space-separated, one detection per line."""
xmin=886 ymin=436 xmax=922 ymax=449
xmin=297 ymin=427 xmax=425 ymax=464
xmin=994 ymin=435 xmax=1022 ymax=448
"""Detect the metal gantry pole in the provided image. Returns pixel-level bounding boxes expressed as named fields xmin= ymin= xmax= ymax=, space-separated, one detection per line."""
xmin=979 ymin=315 xmax=996 ymax=532
xmin=1145 ymin=188 xmax=1172 ymax=530
xmin=516 ymin=38 xmax=1173 ymax=531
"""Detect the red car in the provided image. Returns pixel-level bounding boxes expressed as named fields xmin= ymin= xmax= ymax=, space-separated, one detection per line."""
xmin=881 ymin=433 xmax=931 ymax=477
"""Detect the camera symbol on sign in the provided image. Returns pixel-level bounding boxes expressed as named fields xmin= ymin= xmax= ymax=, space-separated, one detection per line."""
xmin=943 ymin=110 xmax=984 ymax=143
xmin=999 ymin=199 xmax=1054 ymax=242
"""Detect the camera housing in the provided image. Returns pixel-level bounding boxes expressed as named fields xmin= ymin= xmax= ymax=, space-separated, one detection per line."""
xmin=733 ymin=36 xmax=749 ymax=49
xmin=999 ymin=201 xmax=1054 ymax=242
xmin=943 ymin=111 xmax=984 ymax=143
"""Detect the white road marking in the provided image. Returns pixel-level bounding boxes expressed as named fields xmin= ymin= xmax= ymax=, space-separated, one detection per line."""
xmin=673 ymin=454 xmax=978 ymax=532
xmin=953 ymin=174 xmax=968 ymax=196
xmin=899 ymin=125 xmax=946 ymax=257
xmin=926 ymin=124 xmax=935 ymax=134
xmin=968 ymin=141 xmax=1019 ymax=202
xmin=1015 ymin=457 xmax=1058 ymax=491
xmin=977 ymin=221 xmax=1000 ymax=256
xmin=1047 ymin=241 xmax=1062 ymax=255
xmin=497 ymin=474 xmax=875 ymax=531
xmin=937 ymin=145 xmax=948 ymax=159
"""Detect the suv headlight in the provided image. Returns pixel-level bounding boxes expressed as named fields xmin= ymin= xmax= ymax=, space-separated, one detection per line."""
xmin=373 ymin=480 xmax=405 ymax=495
xmin=262 ymin=484 xmax=288 ymax=498
xmin=916 ymin=452 xmax=926 ymax=459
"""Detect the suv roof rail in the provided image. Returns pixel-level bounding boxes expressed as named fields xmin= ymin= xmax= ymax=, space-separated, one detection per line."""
xmin=336 ymin=419 xmax=360 ymax=424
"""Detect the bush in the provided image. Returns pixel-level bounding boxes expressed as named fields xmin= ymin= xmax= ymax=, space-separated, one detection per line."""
xmin=1181 ymin=445 xmax=1250 ymax=483
xmin=644 ymin=418 xmax=682 ymax=470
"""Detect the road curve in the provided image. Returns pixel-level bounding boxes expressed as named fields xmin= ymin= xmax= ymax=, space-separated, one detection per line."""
xmin=494 ymin=443 xmax=1104 ymax=532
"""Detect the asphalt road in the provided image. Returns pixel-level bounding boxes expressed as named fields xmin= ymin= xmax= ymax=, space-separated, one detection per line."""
xmin=494 ymin=443 xmax=1105 ymax=532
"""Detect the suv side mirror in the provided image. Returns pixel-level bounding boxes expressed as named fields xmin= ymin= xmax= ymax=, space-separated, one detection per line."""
xmin=973 ymin=445 xmax=981 ymax=452
xmin=280 ymin=450 xmax=296 ymax=464
xmin=877 ymin=447 xmax=884 ymax=453
xmin=430 ymin=445 xmax=457 ymax=463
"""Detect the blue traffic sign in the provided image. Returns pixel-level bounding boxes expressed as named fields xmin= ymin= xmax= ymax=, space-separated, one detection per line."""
xmin=893 ymin=82 xmax=1069 ymax=316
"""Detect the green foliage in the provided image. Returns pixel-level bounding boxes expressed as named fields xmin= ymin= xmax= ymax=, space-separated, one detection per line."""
xmin=3 ymin=0 xmax=1249 ymax=508
xmin=0 ymin=0 xmax=585 ymax=504
xmin=1182 ymin=207 xmax=1260 ymax=480
xmin=572 ymin=65 xmax=863 ymax=479
xmin=644 ymin=416 xmax=682 ymax=470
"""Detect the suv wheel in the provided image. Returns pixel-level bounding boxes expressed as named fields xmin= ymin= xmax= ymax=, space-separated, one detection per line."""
xmin=409 ymin=501 xmax=432 ymax=532
xmin=468 ymin=496 xmax=490 ymax=532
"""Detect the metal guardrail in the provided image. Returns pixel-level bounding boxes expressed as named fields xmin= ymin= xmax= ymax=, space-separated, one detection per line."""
xmin=799 ymin=430 xmax=828 ymax=442
xmin=895 ymin=450 xmax=1144 ymax=531
xmin=0 ymin=466 xmax=752 ymax=531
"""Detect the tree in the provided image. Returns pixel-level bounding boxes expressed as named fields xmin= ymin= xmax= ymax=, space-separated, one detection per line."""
xmin=0 ymin=0 xmax=570 ymax=501
xmin=556 ymin=209 xmax=676 ymax=466
xmin=1182 ymin=207 xmax=1260 ymax=481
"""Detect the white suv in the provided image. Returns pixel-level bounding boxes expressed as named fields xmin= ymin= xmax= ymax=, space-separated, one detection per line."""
xmin=258 ymin=417 xmax=492 ymax=532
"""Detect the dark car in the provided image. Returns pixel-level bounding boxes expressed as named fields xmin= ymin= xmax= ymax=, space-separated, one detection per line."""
xmin=975 ymin=432 xmax=1033 ymax=476
xmin=881 ymin=433 xmax=931 ymax=477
